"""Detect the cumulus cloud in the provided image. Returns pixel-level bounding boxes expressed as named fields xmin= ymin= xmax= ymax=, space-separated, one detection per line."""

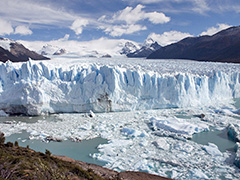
xmin=110 ymin=4 xmax=170 ymax=24
xmin=103 ymin=24 xmax=147 ymax=37
xmin=145 ymin=11 xmax=171 ymax=24
xmin=113 ymin=4 xmax=145 ymax=24
xmin=200 ymin=24 xmax=231 ymax=36
xmin=99 ymin=4 xmax=170 ymax=37
xmin=0 ymin=19 xmax=14 ymax=35
xmin=148 ymin=31 xmax=193 ymax=46
xmin=70 ymin=18 xmax=89 ymax=35
xmin=14 ymin=25 xmax=32 ymax=35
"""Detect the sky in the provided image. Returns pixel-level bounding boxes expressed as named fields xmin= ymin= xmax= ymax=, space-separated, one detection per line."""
xmin=0 ymin=0 xmax=240 ymax=46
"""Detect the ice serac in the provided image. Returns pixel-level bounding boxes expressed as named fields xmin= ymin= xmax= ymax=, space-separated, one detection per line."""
xmin=0 ymin=60 xmax=240 ymax=115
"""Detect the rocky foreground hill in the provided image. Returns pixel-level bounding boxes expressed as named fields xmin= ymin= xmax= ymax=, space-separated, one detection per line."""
xmin=0 ymin=132 xmax=170 ymax=180
xmin=148 ymin=26 xmax=240 ymax=63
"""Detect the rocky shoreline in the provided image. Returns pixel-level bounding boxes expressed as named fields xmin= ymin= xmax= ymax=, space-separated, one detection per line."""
xmin=54 ymin=155 xmax=171 ymax=180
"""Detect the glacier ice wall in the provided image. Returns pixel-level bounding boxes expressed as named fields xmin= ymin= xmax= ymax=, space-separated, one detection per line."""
xmin=0 ymin=60 xmax=240 ymax=115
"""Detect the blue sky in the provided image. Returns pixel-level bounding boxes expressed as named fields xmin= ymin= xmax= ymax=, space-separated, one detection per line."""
xmin=0 ymin=0 xmax=239 ymax=46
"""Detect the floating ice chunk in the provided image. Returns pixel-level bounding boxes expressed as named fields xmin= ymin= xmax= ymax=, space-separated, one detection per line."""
xmin=150 ymin=116 xmax=208 ymax=137
xmin=152 ymin=138 xmax=170 ymax=150
xmin=202 ymin=143 xmax=222 ymax=156
xmin=121 ymin=128 xmax=145 ymax=137
xmin=234 ymin=142 xmax=240 ymax=168
xmin=190 ymin=169 xmax=209 ymax=179
xmin=0 ymin=110 xmax=9 ymax=117
xmin=139 ymin=139 xmax=148 ymax=147
xmin=79 ymin=123 xmax=92 ymax=130
xmin=215 ymin=108 xmax=240 ymax=117
xmin=227 ymin=123 xmax=240 ymax=142
xmin=174 ymin=142 xmax=193 ymax=153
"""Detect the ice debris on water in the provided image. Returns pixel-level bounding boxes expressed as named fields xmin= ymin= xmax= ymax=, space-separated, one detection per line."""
xmin=228 ymin=123 xmax=240 ymax=142
xmin=202 ymin=143 xmax=222 ymax=156
xmin=1 ymin=108 xmax=240 ymax=179
xmin=1 ymin=58 xmax=240 ymax=179
xmin=150 ymin=116 xmax=209 ymax=139
xmin=234 ymin=142 xmax=240 ymax=168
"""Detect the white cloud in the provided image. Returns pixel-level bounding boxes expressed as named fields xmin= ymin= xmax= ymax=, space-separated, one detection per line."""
xmin=191 ymin=0 xmax=209 ymax=14
xmin=0 ymin=19 xmax=14 ymax=35
xmin=148 ymin=31 xmax=193 ymax=46
xmin=110 ymin=4 xmax=170 ymax=24
xmin=70 ymin=19 xmax=89 ymax=35
xmin=145 ymin=11 xmax=170 ymax=24
xmin=200 ymin=24 xmax=231 ymax=36
xmin=99 ymin=4 xmax=170 ymax=37
xmin=14 ymin=25 xmax=32 ymax=35
xmin=113 ymin=4 xmax=145 ymax=24
xmin=58 ymin=34 xmax=70 ymax=41
xmin=0 ymin=0 xmax=79 ymax=28
xmin=103 ymin=24 xmax=147 ymax=37
xmin=124 ymin=0 xmax=211 ymax=14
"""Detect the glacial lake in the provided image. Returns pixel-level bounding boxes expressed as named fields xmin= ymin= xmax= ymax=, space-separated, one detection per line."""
xmin=192 ymin=128 xmax=235 ymax=152
xmin=5 ymin=130 xmax=108 ymax=166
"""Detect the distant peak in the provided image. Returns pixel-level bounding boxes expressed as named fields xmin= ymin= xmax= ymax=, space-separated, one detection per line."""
xmin=143 ymin=38 xmax=155 ymax=46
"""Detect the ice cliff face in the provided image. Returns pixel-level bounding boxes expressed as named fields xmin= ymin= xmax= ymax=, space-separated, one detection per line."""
xmin=0 ymin=59 xmax=240 ymax=115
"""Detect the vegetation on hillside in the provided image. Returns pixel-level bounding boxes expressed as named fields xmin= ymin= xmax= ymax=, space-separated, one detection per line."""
xmin=0 ymin=132 xmax=104 ymax=180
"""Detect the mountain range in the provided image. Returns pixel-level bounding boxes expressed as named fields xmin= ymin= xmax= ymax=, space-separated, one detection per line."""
xmin=147 ymin=26 xmax=240 ymax=63
xmin=0 ymin=38 xmax=49 ymax=62
xmin=1 ymin=26 xmax=240 ymax=63
xmin=127 ymin=38 xmax=161 ymax=58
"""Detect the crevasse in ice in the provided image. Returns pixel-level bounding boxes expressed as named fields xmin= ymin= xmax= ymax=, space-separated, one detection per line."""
xmin=0 ymin=59 xmax=240 ymax=115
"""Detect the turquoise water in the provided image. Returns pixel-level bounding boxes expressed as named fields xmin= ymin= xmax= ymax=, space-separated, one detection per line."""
xmin=0 ymin=115 xmax=59 ymax=124
xmin=5 ymin=131 xmax=107 ymax=166
xmin=192 ymin=128 xmax=235 ymax=152
xmin=234 ymin=98 xmax=240 ymax=109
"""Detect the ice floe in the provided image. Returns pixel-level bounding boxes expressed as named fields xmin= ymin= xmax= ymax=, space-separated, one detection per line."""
xmin=1 ymin=58 xmax=240 ymax=179
xmin=1 ymin=107 xmax=240 ymax=179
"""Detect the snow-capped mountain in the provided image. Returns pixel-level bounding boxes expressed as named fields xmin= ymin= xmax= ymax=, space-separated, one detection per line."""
xmin=127 ymin=38 xmax=161 ymax=58
xmin=0 ymin=38 xmax=49 ymax=62
xmin=40 ymin=44 xmax=66 ymax=56
xmin=120 ymin=41 xmax=140 ymax=55
xmin=19 ymin=38 xmax=160 ymax=58
xmin=19 ymin=38 xmax=141 ymax=58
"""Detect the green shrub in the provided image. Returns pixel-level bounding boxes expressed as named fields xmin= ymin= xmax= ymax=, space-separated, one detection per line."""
xmin=45 ymin=149 xmax=51 ymax=156
xmin=6 ymin=142 xmax=13 ymax=147
xmin=0 ymin=132 xmax=5 ymax=145
xmin=14 ymin=141 xmax=19 ymax=147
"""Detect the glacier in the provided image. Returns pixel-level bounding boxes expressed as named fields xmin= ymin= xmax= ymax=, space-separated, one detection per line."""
xmin=1 ymin=57 xmax=240 ymax=179
xmin=0 ymin=58 xmax=240 ymax=116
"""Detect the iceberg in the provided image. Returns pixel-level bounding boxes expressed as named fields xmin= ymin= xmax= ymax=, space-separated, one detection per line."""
xmin=202 ymin=143 xmax=223 ymax=156
xmin=1 ymin=107 xmax=240 ymax=179
xmin=150 ymin=116 xmax=209 ymax=139
xmin=0 ymin=58 xmax=240 ymax=115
